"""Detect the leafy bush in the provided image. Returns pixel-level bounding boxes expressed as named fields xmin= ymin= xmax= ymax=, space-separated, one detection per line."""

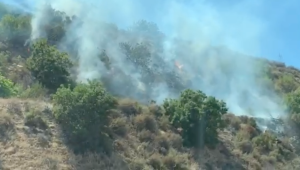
xmin=0 ymin=73 xmax=16 ymax=97
xmin=52 ymin=80 xmax=117 ymax=152
xmin=26 ymin=39 xmax=73 ymax=91
xmin=163 ymin=89 xmax=228 ymax=148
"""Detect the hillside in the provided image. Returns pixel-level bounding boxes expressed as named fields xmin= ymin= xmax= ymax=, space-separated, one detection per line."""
xmin=1 ymin=2 xmax=300 ymax=170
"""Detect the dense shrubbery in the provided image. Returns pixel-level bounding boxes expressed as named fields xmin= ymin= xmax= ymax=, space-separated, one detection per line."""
xmin=52 ymin=80 xmax=118 ymax=152
xmin=163 ymin=89 xmax=228 ymax=148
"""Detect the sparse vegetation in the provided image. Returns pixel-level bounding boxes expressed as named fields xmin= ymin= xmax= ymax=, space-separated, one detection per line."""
xmin=1 ymin=2 xmax=300 ymax=170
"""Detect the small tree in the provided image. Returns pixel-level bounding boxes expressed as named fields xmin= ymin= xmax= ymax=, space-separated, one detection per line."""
xmin=52 ymin=80 xmax=117 ymax=152
xmin=26 ymin=39 xmax=73 ymax=91
xmin=163 ymin=89 xmax=228 ymax=148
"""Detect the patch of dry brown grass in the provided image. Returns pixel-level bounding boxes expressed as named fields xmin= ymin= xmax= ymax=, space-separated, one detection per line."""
xmin=0 ymin=111 xmax=15 ymax=142
xmin=0 ymin=98 xmax=72 ymax=169
xmin=105 ymin=101 xmax=199 ymax=170
xmin=134 ymin=113 xmax=158 ymax=133
xmin=109 ymin=116 xmax=129 ymax=137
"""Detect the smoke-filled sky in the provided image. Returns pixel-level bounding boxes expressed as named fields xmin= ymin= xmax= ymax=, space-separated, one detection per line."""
xmin=4 ymin=0 xmax=299 ymax=67
xmin=0 ymin=0 xmax=297 ymax=121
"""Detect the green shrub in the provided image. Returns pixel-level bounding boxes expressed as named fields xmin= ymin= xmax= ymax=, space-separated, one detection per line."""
xmin=19 ymin=82 xmax=48 ymax=99
xmin=0 ymin=73 xmax=16 ymax=97
xmin=163 ymin=89 xmax=228 ymax=148
xmin=52 ymin=80 xmax=117 ymax=152
xmin=26 ymin=39 xmax=73 ymax=92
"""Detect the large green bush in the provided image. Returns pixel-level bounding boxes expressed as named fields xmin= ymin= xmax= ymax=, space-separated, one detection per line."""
xmin=163 ymin=89 xmax=228 ymax=148
xmin=0 ymin=73 xmax=16 ymax=98
xmin=26 ymin=39 xmax=73 ymax=91
xmin=52 ymin=80 xmax=118 ymax=152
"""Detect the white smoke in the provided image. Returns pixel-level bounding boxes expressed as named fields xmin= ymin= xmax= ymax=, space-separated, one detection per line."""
xmin=0 ymin=0 xmax=287 ymax=120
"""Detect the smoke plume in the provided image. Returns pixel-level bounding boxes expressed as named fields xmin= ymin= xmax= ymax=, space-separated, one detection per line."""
xmin=0 ymin=0 xmax=287 ymax=121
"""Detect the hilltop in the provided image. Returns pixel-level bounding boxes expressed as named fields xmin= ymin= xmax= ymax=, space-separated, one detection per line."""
xmin=1 ymin=3 xmax=300 ymax=170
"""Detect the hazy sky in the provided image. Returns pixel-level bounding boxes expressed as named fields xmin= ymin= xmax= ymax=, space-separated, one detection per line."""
xmin=257 ymin=1 xmax=300 ymax=67
xmin=140 ymin=0 xmax=300 ymax=68
xmin=1 ymin=0 xmax=300 ymax=68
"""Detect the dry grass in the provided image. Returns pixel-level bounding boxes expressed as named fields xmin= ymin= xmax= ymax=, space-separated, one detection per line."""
xmin=0 ymin=99 xmax=128 ymax=170
xmin=0 ymin=98 xmax=199 ymax=170
xmin=118 ymin=98 xmax=141 ymax=116
xmin=0 ymin=98 xmax=72 ymax=169
xmin=1 ymin=98 xmax=300 ymax=170
xmin=221 ymin=114 xmax=300 ymax=170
